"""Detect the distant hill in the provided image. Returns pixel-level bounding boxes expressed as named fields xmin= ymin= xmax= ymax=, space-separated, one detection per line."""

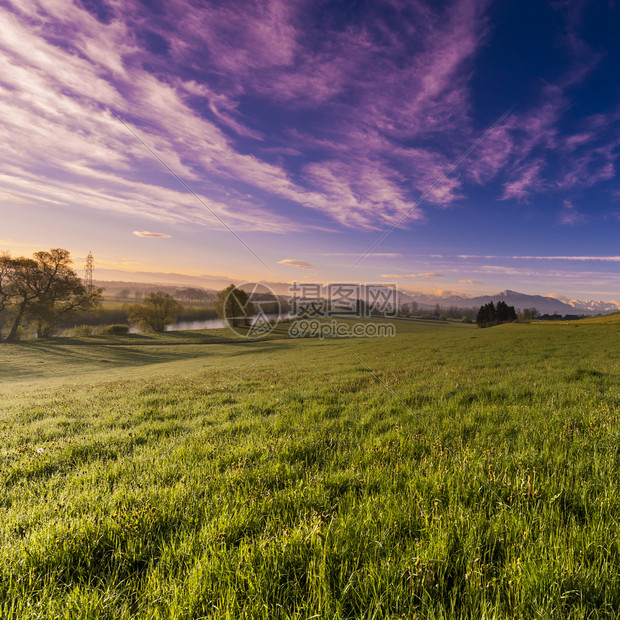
xmin=92 ymin=270 xmax=240 ymax=290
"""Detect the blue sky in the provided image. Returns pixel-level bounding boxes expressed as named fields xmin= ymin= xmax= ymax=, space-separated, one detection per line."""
xmin=1 ymin=0 xmax=619 ymax=300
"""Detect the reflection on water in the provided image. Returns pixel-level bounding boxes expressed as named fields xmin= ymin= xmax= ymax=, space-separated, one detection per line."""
xmin=168 ymin=318 xmax=226 ymax=331
xmin=128 ymin=314 xmax=286 ymax=334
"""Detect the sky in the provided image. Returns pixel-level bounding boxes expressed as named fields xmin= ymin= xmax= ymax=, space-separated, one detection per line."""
xmin=1 ymin=0 xmax=619 ymax=301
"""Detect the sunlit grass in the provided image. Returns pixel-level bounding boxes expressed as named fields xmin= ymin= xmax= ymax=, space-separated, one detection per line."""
xmin=537 ymin=312 xmax=620 ymax=325
xmin=1 ymin=319 xmax=619 ymax=617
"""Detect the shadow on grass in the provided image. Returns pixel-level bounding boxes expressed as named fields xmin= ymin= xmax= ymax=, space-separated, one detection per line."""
xmin=0 ymin=329 xmax=297 ymax=380
xmin=0 ymin=318 xmax=412 ymax=380
xmin=16 ymin=322 xmax=300 ymax=346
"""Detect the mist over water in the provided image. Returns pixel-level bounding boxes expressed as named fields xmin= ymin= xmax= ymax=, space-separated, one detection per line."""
xmin=128 ymin=314 xmax=286 ymax=333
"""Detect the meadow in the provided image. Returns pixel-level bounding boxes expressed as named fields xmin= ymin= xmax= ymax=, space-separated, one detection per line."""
xmin=0 ymin=317 xmax=619 ymax=618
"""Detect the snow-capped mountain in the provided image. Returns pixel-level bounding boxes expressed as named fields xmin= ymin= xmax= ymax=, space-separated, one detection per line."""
xmin=400 ymin=289 xmax=619 ymax=315
xmin=547 ymin=294 xmax=620 ymax=314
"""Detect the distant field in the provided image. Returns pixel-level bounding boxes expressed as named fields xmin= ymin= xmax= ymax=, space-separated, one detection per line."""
xmin=100 ymin=300 xmax=216 ymax=309
xmin=562 ymin=312 xmax=620 ymax=325
xmin=99 ymin=300 xmax=129 ymax=309
xmin=535 ymin=312 xmax=620 ymax=325
xmin=1 ymin=318 xmax=619 ymax=618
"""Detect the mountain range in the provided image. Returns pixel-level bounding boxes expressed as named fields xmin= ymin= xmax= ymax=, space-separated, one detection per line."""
xmin=398 ymin=289 xmax=620 ymax=315
xmin=93 ymin=268 xmax=620 ymax=316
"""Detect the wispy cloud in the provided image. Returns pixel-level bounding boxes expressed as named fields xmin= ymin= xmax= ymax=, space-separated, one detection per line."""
xmin=381 ymin=272 xmax=443 ymax=279
xmin=466 ymin=9 xmax=619 ymax=206
xmin=458 ymin=255 xmax=620 ymax=262
xmin=0 ymin=167 xmax=290 ymax=233
xmin=0 ymin=0 xmax=493 ymax=232
xmin=501 ymin=160 xmax=546 ymax=202
xmin=278 ymin=259 xmax=314 ymax=269
xmin=474 ymin=265 xmax=620 ymax=284
xmin=133 ymin=231 xmax=171 ymax=238
xmin=0 ymin=0 xmax=618 ymax=240
xmin=559 ymin=200 xmax=587 ymax=226
xmin=318 ymin=252 xmax=403 ymax=258
xmin=0 ymin=2 xmax=297 ymax=233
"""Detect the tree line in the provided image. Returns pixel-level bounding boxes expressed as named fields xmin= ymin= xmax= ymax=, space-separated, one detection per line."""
xmin=400 ymin=302 xmax=478 ymax=321
xmin=112 ymin=286 xmax=215 ymax=304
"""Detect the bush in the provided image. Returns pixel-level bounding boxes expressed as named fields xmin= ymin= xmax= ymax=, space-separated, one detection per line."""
xmin=101 ymin=324 xmax=130 ymax=335
xmin=70 ymin=325 xmax=93 ymax=337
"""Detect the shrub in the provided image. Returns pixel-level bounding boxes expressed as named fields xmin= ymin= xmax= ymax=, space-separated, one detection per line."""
xmin=101 ymin=324 xmax=130 ymax=335
xmin=70 ymin=325 xmax=93 ymax=336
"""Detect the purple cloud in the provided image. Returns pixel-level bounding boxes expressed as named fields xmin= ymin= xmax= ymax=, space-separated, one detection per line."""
xmin=133 ymin=231 xmax=171 ymax=238
xmin=278 ymin=259 xmax=314 ymax=269
xmin=501 ymin=161 xmax=546 ymax=202
xmin=0 ymin=0 xmax=618 ymax=240
xmin=381 ymin=272 xmax=443 ymax=279
xmin=559 ymin=200 xmax=587 ymax=226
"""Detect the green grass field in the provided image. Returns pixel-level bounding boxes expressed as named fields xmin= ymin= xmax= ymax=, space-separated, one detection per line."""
xmin=1 ymin=318 xmax=619 ymax=618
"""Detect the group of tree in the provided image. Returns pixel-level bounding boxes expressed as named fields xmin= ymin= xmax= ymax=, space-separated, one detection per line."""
xmin=400 ymin=302 xmax=478 ymax=321
xmin=177 ymin=287 xmax=213 ymax=303
xmin=399 ymin=302 xmax=544 ymax=323
xmin=538 ymin=312 xmax=585 ymax=321
xmin=0 ymin=249 xmax=102 ymax=342
xmin=519 ymin=307 xmax=540 ymax=321
xmin=115 ymin=286 xmax=213 ymax=304
xmin=476 ymin=301 xmax=518 ymax=328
